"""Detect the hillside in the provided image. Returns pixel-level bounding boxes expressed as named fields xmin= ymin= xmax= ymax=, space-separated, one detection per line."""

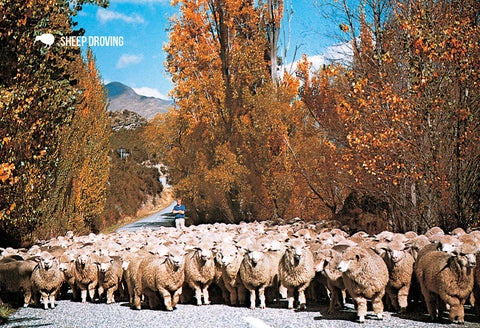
xmin=105 ymin=82 xmax=171 ymax=120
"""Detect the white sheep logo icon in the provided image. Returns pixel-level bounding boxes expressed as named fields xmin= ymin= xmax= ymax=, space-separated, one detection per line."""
xmin=35 ymin=33 xmax=55 ymax=47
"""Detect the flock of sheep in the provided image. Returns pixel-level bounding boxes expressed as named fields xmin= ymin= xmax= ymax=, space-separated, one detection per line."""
xmin=0 ymin=219 xmax=479 ymax=324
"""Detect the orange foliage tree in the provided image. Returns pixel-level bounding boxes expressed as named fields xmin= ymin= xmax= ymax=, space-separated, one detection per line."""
xmin=337 ymin=0 xmax=480 ymax=231
xmin=149 ymin=0 xmax=303 ymax=223
xmin=0 ymin=0 xmax=108 ymax=245
xmin=42 ymin=49 xmax=110 ymax=236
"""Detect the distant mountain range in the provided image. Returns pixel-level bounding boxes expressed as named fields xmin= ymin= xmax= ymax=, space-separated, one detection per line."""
xmin=105 ymin=82 xmax=171 ymax=120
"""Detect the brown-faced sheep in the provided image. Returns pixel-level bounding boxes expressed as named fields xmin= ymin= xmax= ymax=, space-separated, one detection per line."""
xmin=239 ymin=241 xmax=283 ymax=309
xmin=133 ymin=245 xmax=186 ymax=310
xmin=0 ymin=259 xmax=37 ymax=307
xmin=415 ymin=244 xmax=477 ymax=323
xmin=184 ymin=242 xmax=216 ymax=306
xmin=96 ymin=255 xmax=124 ymax=304
xmin=338 ymin=246 xmax=389 ymax=323
xmin=74 ymin=252 xmax=99 ymax=303
xmin=279 ymin=238 xmax=315 ymax=309
xmin=380 ymin=241 xmax=415 ymax=313
xmin=31 ymin=251 xmax=64 ymax=309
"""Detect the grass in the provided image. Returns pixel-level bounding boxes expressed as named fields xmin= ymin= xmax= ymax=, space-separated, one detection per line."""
xmin=0 ymin=303 xmax=15 ymax=324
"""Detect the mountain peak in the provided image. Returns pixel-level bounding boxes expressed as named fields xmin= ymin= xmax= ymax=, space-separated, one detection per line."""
xmin=104 ymin=82 xmax=171 ymax=120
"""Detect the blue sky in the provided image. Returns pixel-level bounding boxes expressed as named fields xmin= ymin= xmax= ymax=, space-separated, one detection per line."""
xmin=74 ymin=0 xmax=344 ymax=100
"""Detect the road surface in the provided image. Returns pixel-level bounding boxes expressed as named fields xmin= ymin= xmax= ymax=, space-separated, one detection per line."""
xmin=116 ymin=201 xmax=177 ymax=232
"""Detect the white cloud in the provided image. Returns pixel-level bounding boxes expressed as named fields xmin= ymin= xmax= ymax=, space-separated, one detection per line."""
xmin=281 ymin=41 xmax=354 ymax=74
xmin=96 ymin=8 xmax=145 ymax=24
xmin=116 ymin=54 xmax=144 ymax=68
xmin=133 ymin=87 xmax=170 ymax=100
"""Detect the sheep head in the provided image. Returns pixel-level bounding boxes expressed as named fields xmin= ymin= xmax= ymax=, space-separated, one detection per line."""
xmin=338 ymin=247 xmax=369 ymax=274
xmin=286 ymin=238 xmax=308 ymax=266
xmin=39 ymin=251 xmax=57 ymax=271
xmin=451 ymin=243 xmax=477 ymax=269
xmin=96 ymin=255 xmax=113 ymax=273
xmin=166 ymin=245 xmax=186 ymax=271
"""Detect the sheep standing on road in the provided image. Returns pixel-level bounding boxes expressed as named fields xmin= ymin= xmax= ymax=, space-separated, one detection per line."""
xmin=31 ymin=251 xmax=65 ymax=309
xmin=380 ymin=241 xmax=415 ymax=313
xmin=313 ymin=246 xmax=347 ymax=313
xmin=217 ymin=242 xmax=246 ymax=306
xmin=415 ymin=243 xmax=477 ymax=323
xmin=0 ymin=259 xmax=37 ymax=307
xmin=239 ymin=241 xmax=283 ymax=309
xmin=58 ymin=253 xmax=78 ymax=300
xmin=185 ymin=242 xmax=216 ymax=306
xmin=338 ymin=246 xmax=389 ymax=323
xmin=279 ymin=238 xmax=315 ymax=309
xmin=74 ymin=252 xmax=99 ymax=303
xmin=96 ymin=255 xmax=124 ymax=304
xmin=133 ymin=245 xmax=186 ymax=310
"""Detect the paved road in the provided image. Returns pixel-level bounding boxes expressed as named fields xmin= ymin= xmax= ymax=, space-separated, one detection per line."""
xmin=116 ymin=201 xmax=177 ymax=232
xmin=3 ymin=300 xmax=480 ymax=328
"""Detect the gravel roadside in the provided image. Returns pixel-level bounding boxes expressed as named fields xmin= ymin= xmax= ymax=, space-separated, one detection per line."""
xmin=3 ymin=301 xmax=479 ymax=328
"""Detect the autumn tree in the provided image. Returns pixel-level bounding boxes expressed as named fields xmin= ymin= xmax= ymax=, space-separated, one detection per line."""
xmin=338 ymin=0 xmax=480 ymax=231
xmin=0 ymin=0 xmax=108 ymax=246
xmin=41 ymin=49 xmax=110 ymax=236
xmin=150 ymin=0 xmax=301 ymax=223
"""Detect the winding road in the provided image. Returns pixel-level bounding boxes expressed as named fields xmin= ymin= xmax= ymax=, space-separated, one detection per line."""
xmin=116 ymin=201 xmax=178 ymax=232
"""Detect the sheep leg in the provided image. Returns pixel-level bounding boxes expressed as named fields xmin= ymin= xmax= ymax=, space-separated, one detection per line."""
xmin=354 ymin=296 xmax=367 ymax=323
xmin=286 ymin=287 xmax=295 ymax=309
xmin=202 ymin=284 xmax=211 ymax=305
xmin=249 ymin=289 xmax=256 ymax=309
xmin=237 ymin=284 xmax=246 ymax=305
xmin=259 ymin=286 xmax=267 ymax=309
xmin=397 ymin=284 xmax=410 ymax=313
xmin=106 ymin=286 xmax=117 ymax=304
xmin=279 ymin=284 xmax=288 ymax=299
xmin=39 ymin=291 xmax=49 ymax=309
xmin=420 ymin=282 xmax=437 ymax=320
xmin=298 ymin=283 xmax=309 ymax=310
xmin=157 ymin=287 xmax=173 ymax=311
xmin=23 ymin=289 xmax=32 ymax=308
xmin=88 ymin=286 xmax=96 ymax=302
xmin=372 ymin=292 xmax=385 ymax=320
xmin=80 ymin=289 xmax=88 ymax=303
xmin=49 ymin=294 xmax=56 ymax=309
xmin=226 ymin=284 xmax=237 ymax=305
xmin=97 ymin=285 xmax=104 ymax=299
xmin=133 ymin=292 xmax=142 ymax=310
xmin=172 ymin=287 xmax=182 ymax=308
xmin=193 ymin=285 xmax=203 ymax=306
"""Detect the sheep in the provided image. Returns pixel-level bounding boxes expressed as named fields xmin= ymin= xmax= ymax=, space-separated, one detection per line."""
xmin=380 ymin=241 xmax=415 ymax=313
xmin=184 ymin=242 xmax=216 ymax=306
xmin=31 ymin=251 xmax=65 ymax=309
xmin=313 ymin=245 xmax=347 ymax=313
xmin=239 ymin=241 xmax=283 ymax=309
xmin=338 ymin=246 xmax=389 ymax=323
xmin=96 ymin=255 xmax=124 ymax=304
xmin=133 ymin=245 xmax=186 ymax=310
xmin=58 ymin=252 xmax=78 ymax=300
xmin=215 ymin=242 xmax=246 ymax=305
xmin=278 ymin=238 xmax=315 ymax=309
xmin=415 ymin=243 xmax=477 ymax=323
xmin=0 ymin=259 xmax=37 ymax=307
xmin=74 ymin=251 xmax=99 ymax=303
